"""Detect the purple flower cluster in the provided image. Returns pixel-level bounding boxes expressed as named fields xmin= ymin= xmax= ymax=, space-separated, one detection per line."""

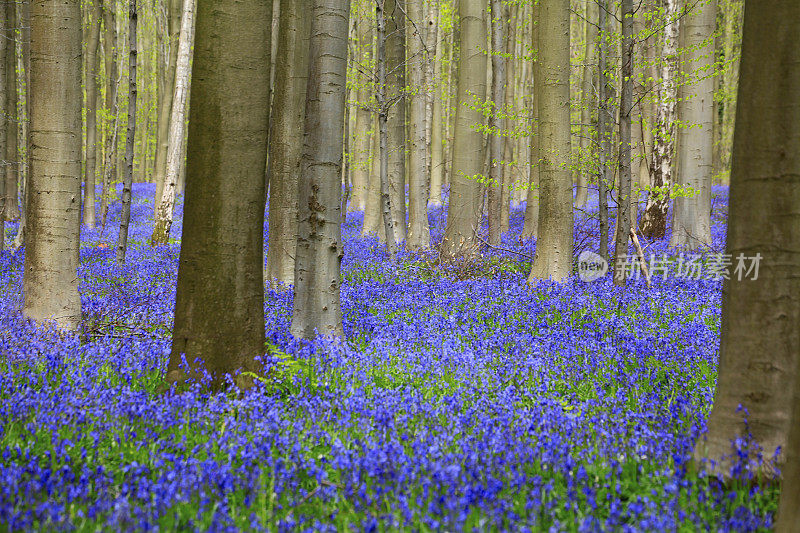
xmin=0 ymin=184 xmax=775 ymax=531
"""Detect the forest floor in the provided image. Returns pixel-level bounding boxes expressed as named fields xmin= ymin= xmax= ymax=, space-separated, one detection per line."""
xmin=0 ymin=184 xmax=778 ymax=531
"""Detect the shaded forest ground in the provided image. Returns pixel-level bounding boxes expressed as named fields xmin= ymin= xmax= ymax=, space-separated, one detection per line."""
xmin=0 ymin=184 xmax=777 ymax=531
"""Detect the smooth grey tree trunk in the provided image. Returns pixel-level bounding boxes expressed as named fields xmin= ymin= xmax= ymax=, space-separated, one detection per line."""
xmin=487 ymin=0 xmax=506 ymax=246
xmin=99 ymin=1 xmax=118 ymax=228
xmin=266 ymin=0 xmax=311 ymax=288
xmin=166 ymin=0 xmax=272 ymax=389
xmin=521 ymin=0 xmax=539 ymax=241
xmin=500 ymin=4 xmax=517 ymax=234
xmin=406 ymin=0 xmax=429 ymax=251
xmin=670 ymin=0 xmax=716 ymax=249
xmin=363 ymin=113 xmax=383 ymax=237
xmin=440 ymin=0 xmax=487 ymax=257
xmin=428 ymin=15 xmax=445 ymax=207
xmin=575 ymin=0 xmax=597 ymax=209
xmin=83 ymin=0 xmax=101 ymax=229
xmin=4 ymin=0 xmax=18 ymax=223
xmin=348 ymin=3 xmax=372 ymax=213
xmin=384 ymin=0 xmax=406 ymax=244
xmin=597 ymin=0 xmax=612 ymax=263
xmin=695 ymin=0 xmax=800 ymax=482
xmin=528 ymin=0 xmax=572 ymax=282
xmin=290 ymin=0 xmax=350 ymax=339
xmin=0 ymin=0 xmax=7 ymax=249
xmin=116 ymin=0 xmax=137 ymax=264
xmin=23 ymin=0 xmax=83 ymax=330
xmin=376 ymin=0 xmax=398 ymax=261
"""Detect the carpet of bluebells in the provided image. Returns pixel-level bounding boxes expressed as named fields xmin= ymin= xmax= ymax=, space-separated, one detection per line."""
xmin=0 ymin=183 xmax=779 ymax=531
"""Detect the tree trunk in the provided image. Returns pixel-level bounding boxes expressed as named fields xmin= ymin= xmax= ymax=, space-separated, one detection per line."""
xmin=384 ymin=0 xmax=406 ymax=244
xmin=3 ymin=2 xmax=18 ymax=224
xmin=290 ymin=0 xmax=349 ymax=339
xmin=406 ymin=0 xmax=429 ymax=251
xmin=363 ymin=113 xmax=382 ymax=237
xmin=528 ymin=0 xmax=572 ymax=282
xmin=23 ymin=0 xmax=82 ymax=330
xmin=152 ymin=0 xmax=182 ymax=211
xmin=116 ymin=0 xmax=137 ymax=264
xmin=500 ymin=4 xmax=517 ymax=233
xmin=0 ymin=0 xmax=8 ymax=249
xmin=376 ymin=0 xmax=398 ymax=261
xmin=597 ymin=0 xmax=612 ymax=263
xmin=640 ymin=0 xmax=680 ymax=240
xmin=694 ymin=0 xmax=800 ymax=481
xmin=83 ymin=0 xmax=101 ymax=229
xmin=487 ymin=0 xmax=506 ymax=246
xmin=521 ymin=0 xmax=539 ymax=241
xmin=348 ymin=3 xmax=371 ymax=213
xmin=670 ymin=0 xmax=715 ymax=249
xmin=100 ymin=0 xmax=118 ymax=226
xmin=10 ymin=0 xmax=30 ymax=251
xmin=151 ymin=0 xmax=195 ymax=245
xmin=428 ymin=14 xmax=444 ymax=207
xmin=265 ymin=0 xmax=311 ymax=288
xmin=166 ymin=0 xmax=272 ymax=389
xmin=613 ymin=0 xmax=634 ymax=285
xmin=575 ymin=0 xmax=597 ymax=209
xmin=440 ymin=0 xmax=487 ymax=257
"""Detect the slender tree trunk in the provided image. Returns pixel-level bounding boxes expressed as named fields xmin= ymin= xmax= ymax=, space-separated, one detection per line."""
xmin=613 ymin=0 xmax=634 ymax=285
xmin=424 ymin=0 xmax=438 ymax=175
xmin=100 ymin=0 xmax=118 ymax=225
xmin=597 ymin=0 xmax=612 ymax=262
xmin=500 ymin=3 xmax=517 ymax=233
xmin=83 ymin=0 xmax=102 ymax=228
xmin=529 ymin=0 xmax=572 ymax=282
xmin=695 ymin=0 xmax=800 ymax=483
xmin=363 ymin=113 xmax=382 ymax=236
xmin=290 ymin=0 xmax=350 ymax=339
xmin=151 ymin=0 xmax=194 ymax=245
xmin=23 ymin=0 xmax=82 ymax=330
xmin=670 ymin=0 xmax=715 ymax=249
xmin=265 ymin=0 xmax=311 ymax=287
xmin=348 ymin=3 xmax=371 ymax=212
xmin=428 ymin=14 xmax=445 ymax=207
xmin=376 ymin=0 xmax=397 ymax=260
xmin=487 ymin=0 xmax=506 ymax=246
xmin=10 ymin=0 xmax=30 ymax=251
xmin=406 ymin=0 xmax=429 ymax=251
xmin=440 ymin=0 xmax=487 ymax=257
xmin=640 ymin=0 xmax=680 ymax=240
xmin=165 ymin=0 xmax=272 ymax=389
xmin=384 ymin=0 xmax=406 ymax=244
xmin=521 ymin=0 xmax=539 ymax=241
xmin=116 ymin=0 xmax=137 ymax=264
xmin=0 ymin=0 xmax=8 ymax=249
xmin=575 ymin=0 xmax=597 ymax=208
xmin=152 ymin=0 xmax=181 ymax=211
xmin=3 ymin=2 xmax=18 ymax=223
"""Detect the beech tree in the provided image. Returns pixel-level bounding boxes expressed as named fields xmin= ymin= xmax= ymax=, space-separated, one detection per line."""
xmin=166 ymin=0 xmax=272 ymax=388
xmin=440 ymin=0 xmax=486 ymax=257
xmin=528 ymin=0 xmax=572 ymax=282
xmin=520 ymin=0 xmax=539 ymax=242
xmin=486 ymin=0 xmax=506 ymax=246
xmin=291 ymin=0 xmax=350 ymax=339
xmin=116 ymin=0 xmax=138 ymax=264
xmin=694 ymin=0 xmax=800 ymax=479
xmin=384 ymin=0 xmax=406 ymax=244
xmin=265 ymin=0 xmax=311 ymax=288
xmin=23 ymin=0 xmax=83 ymax=330
xmin=83 ymin=0 xmax=101 ymax=229
xmin=406 ymin=0 xmax=429 ymax=251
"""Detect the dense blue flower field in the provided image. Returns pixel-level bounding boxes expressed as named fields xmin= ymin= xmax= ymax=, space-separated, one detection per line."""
xmin=0 ymin=184 xmax=778 ymax=531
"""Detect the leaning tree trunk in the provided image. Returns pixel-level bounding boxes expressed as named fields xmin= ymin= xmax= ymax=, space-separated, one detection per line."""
xmin=487 ymin=0 xmax=506 ymax=246
xmin=265 ymin=0 xmax=311 ymax=288
xmin=406 ymin=0 xmax=430 ymax=251
xmin=152 ymin=0 xmax=182 ymax=211
xmin=640 ymin=0 xmax=680 ymax=240
xmin=290 ymin=0 xmax=350 ymax=339
xmin=83 ymin=0 xmax=101 ymax=229
xmin=116 ymin=0 xmax=137 ymax=264
xmin=613 ymin=0 xmax=634 ymax=286
xmin=439 ymin=0 xmax=487 ymax=257
xmin=670 ymin=0 xmax=716 ymax=249
xmin=521 ymin=0 xmax=539 ymax=241
xmin=151 ymin=0 xmax=195 ymax=246
xmin=165 ymin=0 xmax=272 ymax=389
xmin=694 ymin=0 xmax=800 ymax=481
xmin=23 ymin=0 xmax=82 ymax=330
xmin=528 ymin=0 xmax=572 ymax=282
